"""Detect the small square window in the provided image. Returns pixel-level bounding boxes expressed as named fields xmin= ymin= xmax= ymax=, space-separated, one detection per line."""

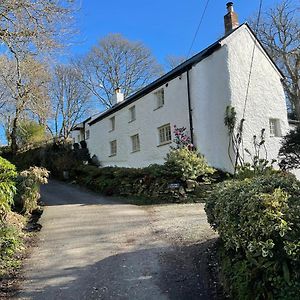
xmin=154 ymin=88 xmax=164 ymax=109
xmin=85 ymin=129 xmax=90 ymax=140
xmin=158 ymin=123 xmax=171 ymax=145
xmin=110 ymin=116 xmax=115 ymax=131
xmin=269 ymin=119 xmax=281 ymax=137
xmin=129 ymin=106 xmax=136 ymax=122
xmin=110 ymin=140 xmax=117 ymax=156
xmin=131 ymin=134 xmax=140 ymax=152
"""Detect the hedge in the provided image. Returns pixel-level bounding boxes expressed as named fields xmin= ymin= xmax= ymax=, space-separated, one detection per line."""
xmin=205 ymin=172 xmax=300 ymax=299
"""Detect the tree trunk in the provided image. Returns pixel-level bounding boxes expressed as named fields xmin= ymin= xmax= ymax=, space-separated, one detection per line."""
xmin=10 ymin=115 xmax=19 ymax=156
xmin=293 ymin=97 xmax=300 ymax=121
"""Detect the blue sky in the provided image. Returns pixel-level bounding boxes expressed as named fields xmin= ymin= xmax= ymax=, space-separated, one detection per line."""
xmin=67 ymin=0 xmax=277 ymax=64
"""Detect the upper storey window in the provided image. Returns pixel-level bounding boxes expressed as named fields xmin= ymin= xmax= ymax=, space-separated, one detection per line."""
xmin=154 ymin=88 xmax=164 ymax=109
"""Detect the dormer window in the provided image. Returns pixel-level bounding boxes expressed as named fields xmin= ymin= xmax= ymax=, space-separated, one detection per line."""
xmin=154 ymin=88 xmax=164 ymax=109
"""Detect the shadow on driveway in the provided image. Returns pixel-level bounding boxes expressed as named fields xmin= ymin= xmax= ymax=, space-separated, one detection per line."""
xmin=41 ymin=180 xmax=125 ymax=206
xmin=18 ymin=240 xmax=223 ymax=300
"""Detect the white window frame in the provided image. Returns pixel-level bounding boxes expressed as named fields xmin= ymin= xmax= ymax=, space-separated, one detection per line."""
xmin=131 ymin=134 xmax=140 ymax=152
xmin=158 ymin=123 xmax=171 ymax=145
xmin=110 ymin=140 xmax=117 ymax=156
xmin=129 ymin=106 xmax=136 ymax=122
xmin=85 ymin=129 xmax=90 ymax=140
xmin=109 ymin=116 xmax=115 ymax=131
xmin=269 ymin=118 xmax=281 ymax=137
xmin=154 ymin=88 xmax=164 ymax=109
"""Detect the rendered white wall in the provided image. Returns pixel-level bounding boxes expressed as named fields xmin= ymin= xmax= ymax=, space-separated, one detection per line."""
xmin=189 ymin=45 xmax=232 ymax=171
xmin=225 ymin=25 xmax=289 ymax=169
xmin=70 ymin=129 xmax=84 ymax=144
xmin=88 ymin=73 xmax=191 ymax=167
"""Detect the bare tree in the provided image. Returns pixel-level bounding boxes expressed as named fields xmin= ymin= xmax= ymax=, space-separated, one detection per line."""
xmin=49 ymin=64 xmax=91 ymax=140
xmin=165 ymin=55 xmax=186 ymax=71
xmin=0 ymin=55 xmax=51 ymax=153
xmin=77 ymin=33 xmax=162 ymax=108
xmin=0 ymin=0 xmax=76 ymax=57
xmin=252 ymin=0 xmax=300 ymax=119
xmin=0 ymin=0 xmax=77 ymax=153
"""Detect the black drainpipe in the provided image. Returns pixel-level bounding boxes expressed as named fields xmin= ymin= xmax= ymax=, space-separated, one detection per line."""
xmin=186 ymin=69 xmax=194 ymax=145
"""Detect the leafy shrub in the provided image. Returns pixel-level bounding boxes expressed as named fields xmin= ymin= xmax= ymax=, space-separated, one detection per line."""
xmin=15 ymin=167 xmax=49 ymax=214
xmin=172 ymin=125 xmax=193 ymax=149
xmin=235 ymin=159 xmax=277 ymax=180
xmin=0 ymin=225 xmax=23 ymax=275
xmin=0 ymin=157 xmax=17 ymax=222
xmin=205 ymin=172 xmax=300 ymax=299
xmin=165 ymin=147 xmax=215 ymax=181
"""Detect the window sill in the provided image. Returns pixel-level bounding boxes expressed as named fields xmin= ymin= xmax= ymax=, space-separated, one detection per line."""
xmin=153 ymin=105 xmax=164 ymax=111
xmin=128 ymin=119 xmax=136 ymax=123
xmin=109 ymin=154 xmax=116 ymax=157
xmin=157 ymin=141 xmax=172 ymax=147
xmin=131 ymin=149 xmax=140 ymax=153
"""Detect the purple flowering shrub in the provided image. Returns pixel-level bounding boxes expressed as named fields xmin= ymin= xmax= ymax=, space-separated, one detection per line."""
xmin=173 ymin=125 xmax=193 ymax=149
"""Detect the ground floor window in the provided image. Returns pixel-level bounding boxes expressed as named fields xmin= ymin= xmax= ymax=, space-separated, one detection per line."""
xmin=269 ymin=119 xmax=281 ymax=137
xmin=131 ymin=134 xmax=140 ymax=152
xmin=158 ymin=123 xmax=171 ymax=145
xmin=85 ymin=130 xmax=90 ymax=139
xmin=110 ymin=140 xmax=117 ymax=156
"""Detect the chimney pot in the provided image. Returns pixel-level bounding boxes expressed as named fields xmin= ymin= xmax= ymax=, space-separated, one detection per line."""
xmin=224 ymin=2 xmax=239 ymax=34
xmin=111 ymin=88 xmax=124 ymax=106
xmin=226 ymin=2 xmax=234 ymax=12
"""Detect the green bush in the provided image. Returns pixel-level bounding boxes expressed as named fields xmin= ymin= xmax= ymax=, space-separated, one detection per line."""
xmin=0 ymin=157 xmax=17 ymax=222
xmin=15 ymin=167 xmax=49 ymax=214
xmin=0 ymin=225 xmax=23 ymax=275
xmin=205 ymin=172 xmax=300 ymax=299
xmin=165 ymin=147 xmax=215 ymax=181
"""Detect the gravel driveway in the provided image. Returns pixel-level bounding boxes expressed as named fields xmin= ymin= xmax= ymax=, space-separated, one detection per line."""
xmin=15 ymin=180 xmax=220 ymax=300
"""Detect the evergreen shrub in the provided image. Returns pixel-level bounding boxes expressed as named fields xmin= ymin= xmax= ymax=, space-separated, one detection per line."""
xmin=205 ymin=172 xmax=300 ymax=299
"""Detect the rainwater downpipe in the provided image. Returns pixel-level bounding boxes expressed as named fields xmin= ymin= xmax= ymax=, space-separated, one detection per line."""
xmin=186 ymin=69 xmax=194 ymax=145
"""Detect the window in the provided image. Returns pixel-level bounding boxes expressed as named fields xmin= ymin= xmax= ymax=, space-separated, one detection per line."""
xmin=77 ymin=134 xmax=80 ymax=142
xmin=158 ymin=123 xmax=171 ymax=145
xmin=129 ymin=106 xmax=136 ymax=122
xmin=110 ymin=140 xmax=117 ymax=156
xmin=85 ymin=129 xmax=90 ymax=140
xmin=131 ymin=134 xmax=140 ymax=152
xmin=110 ymin=116 xmax=115 ymax=131
xmin=154 ymin=88 xmax=164 ymax=109
xmin=269 ymin=119 xmax=281 ymax=137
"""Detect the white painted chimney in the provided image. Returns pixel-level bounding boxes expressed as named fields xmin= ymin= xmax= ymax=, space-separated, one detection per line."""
xmin=111 ymin=88 xmax=124 ymax=106
xmin=224 ymin=2 xmax=239 ymax=34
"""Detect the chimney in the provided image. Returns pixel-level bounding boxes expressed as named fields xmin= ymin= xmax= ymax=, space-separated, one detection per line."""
xmin=224 ymin=2 xmax=239 ymax=35
xmin=111 ymin=88 xmax=124 ymax=106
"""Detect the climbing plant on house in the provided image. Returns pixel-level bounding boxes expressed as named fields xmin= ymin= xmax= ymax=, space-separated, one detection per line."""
xmin=224 ymin=106 xmax=274 ymax=176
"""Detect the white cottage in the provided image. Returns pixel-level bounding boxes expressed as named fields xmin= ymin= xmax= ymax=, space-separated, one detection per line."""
xmin=71 ymin=3 xmax=289 ymax=173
